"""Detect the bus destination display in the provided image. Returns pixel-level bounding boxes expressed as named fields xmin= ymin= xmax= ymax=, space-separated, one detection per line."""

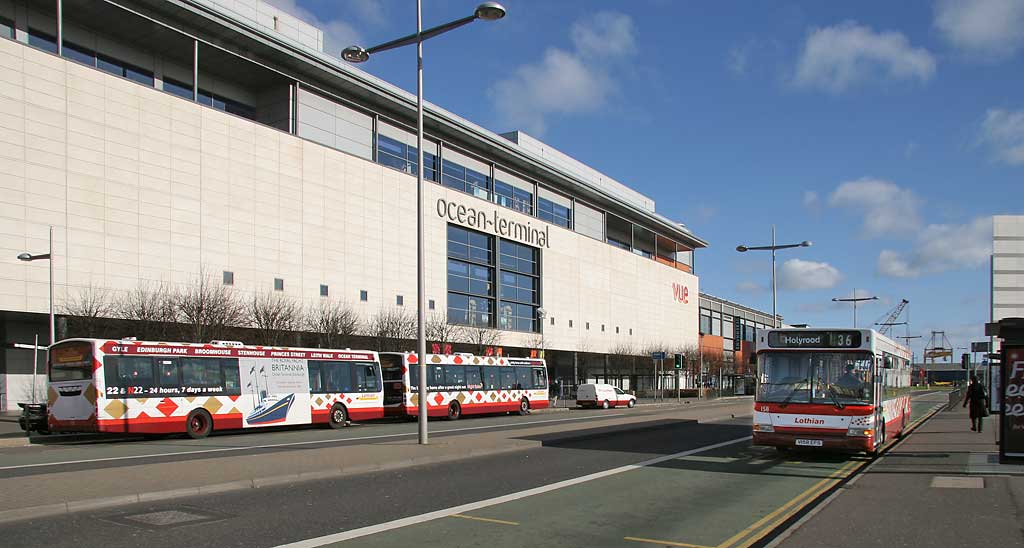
xmin=767 ymin=331 xmax=862 ymax=348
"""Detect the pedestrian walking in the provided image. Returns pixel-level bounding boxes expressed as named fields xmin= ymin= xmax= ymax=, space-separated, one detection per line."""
xmin=963 ymin=374 xmax=989 ymax=433
xmin=550 ymin=380 xmax=560 ymax=408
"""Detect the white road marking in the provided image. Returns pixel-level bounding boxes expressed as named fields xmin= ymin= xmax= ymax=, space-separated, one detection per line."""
xmin=272 ymin=436 xmax=753 ymax=548
xmin=0 ymin=413 xmax=629 ymax=471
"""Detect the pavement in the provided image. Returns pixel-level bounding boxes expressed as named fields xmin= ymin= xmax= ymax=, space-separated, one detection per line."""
xmin=775 ymin=394 xmax=1024 ymax=547
xmin=0 ymin=397 xmax=754 ymax=524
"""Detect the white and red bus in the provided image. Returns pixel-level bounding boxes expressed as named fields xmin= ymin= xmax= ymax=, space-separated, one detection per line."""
xmin=47 ymin=338 xmax=383 ymax=438
xmin=752 ymin=328 xmax=912 ymax=454
xmin=379 ymin=353 xmax=549 ymax=419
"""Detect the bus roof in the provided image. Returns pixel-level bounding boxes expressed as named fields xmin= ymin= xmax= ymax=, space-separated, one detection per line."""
xmin=379 ymin=352 xmax=545 ymax=367
xmin=58 ymin=338 xmax=380 ymax=362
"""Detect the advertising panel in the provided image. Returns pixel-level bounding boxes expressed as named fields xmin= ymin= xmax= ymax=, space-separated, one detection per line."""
xmin=239 ymin=357 xmax=312 ymax=428
xmin=1002 ymin=347 xmax=1024 ymax=459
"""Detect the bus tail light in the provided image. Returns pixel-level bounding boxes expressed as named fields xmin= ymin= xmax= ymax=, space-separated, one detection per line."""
xmin=753 ymin=423 xmax=774 ymax=433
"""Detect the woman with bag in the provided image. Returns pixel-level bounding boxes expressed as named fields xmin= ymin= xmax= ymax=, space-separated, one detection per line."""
xmin=963 ymin=374 xmax=989 ymax=433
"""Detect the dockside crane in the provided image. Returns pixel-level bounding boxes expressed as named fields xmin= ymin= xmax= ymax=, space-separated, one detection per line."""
xmin=874 ymin=299 xmax=909 ymax=336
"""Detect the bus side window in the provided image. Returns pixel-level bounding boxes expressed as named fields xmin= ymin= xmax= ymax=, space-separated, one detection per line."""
xmin=221 ymin=359 xmax=241 ymax=394
xmin=532 ymin=368 xmax=546 ymax=389
xmin=514 ymin=367 xmax=531 ymax=390
xmin=355 ymin=364 xmax=380 ymax=392
xmin=157 ymin=359 xmax=179 ymax=390
xmin=483 ymin=366 xmax=500 ymax=390
xmin=308 ymin=361 xmax=323 ymax=393
xmin=465 ymin=366 xmax=483 ymax=389
xmin=501 ymin=369 xmax=516 ymax=390
xmin=116 ymin=357 xmax=155 ymax=393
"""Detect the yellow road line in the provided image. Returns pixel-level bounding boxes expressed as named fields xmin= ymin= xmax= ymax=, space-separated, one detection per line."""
xmin=625 ymin=536 xmax=716 ymax=548
xmin=717 ymin=460 xmax=859 ymax=548
xmin=449 ymin=514 xmax=519 ymax=526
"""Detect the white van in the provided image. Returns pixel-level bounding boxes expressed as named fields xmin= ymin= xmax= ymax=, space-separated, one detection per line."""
xmin=576 ymin=383 xmax=636 ymax=409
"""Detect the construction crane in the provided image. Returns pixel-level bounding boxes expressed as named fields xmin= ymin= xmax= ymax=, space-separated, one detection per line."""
xmin=874 ymin=299 xmax=909 ymax=336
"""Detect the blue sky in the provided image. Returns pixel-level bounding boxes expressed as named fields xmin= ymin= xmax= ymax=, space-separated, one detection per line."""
xmin=271 ymin=0 xmax=1024 ymax=359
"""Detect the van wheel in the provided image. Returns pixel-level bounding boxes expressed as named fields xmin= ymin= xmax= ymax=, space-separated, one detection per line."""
xmin=185 ymin=410 xmax=213 ymax=439
xmin=446 ymin=402 xmax=461 ymax=421
xmin=518 ymin=398 xmax=530 ymax=415
xmin=602 ymin=400 xmax=610 ymax=409
xmin=627 ymin=399 xmax=635 ymax=408
xmin=329 ymin=404 xmax=348 ymax=429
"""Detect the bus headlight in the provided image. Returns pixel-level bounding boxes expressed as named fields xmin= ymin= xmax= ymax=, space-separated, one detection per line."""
xmin=847 ymin=427 xmax=874 ymax=437
xmin=753 ymin=423 xmax=774 ymax=433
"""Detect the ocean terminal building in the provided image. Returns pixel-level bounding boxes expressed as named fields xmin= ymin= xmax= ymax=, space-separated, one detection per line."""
xmin=0 ymin=0 xmax=707 ymax=408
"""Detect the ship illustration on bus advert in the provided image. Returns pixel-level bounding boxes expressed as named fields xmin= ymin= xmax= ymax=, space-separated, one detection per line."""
xmin=246 ymin=365 xmax=295 ymax=425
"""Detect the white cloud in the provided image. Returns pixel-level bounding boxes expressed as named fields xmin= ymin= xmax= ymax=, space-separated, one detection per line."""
xmin=729 ymin=45 xmax=750 ymax=76
xmin=980 ymin=108 xmax=1024 ymax=165
xmin=737 ymin=281 xmax=766 ymax=294
xmin=935 ymin=0 xmax=1024 ymax=58
xmin=489 ymin=12 xmax=636 ymax=135
xmin=778 ymin=259 xmax=843 ymax=290
xmin=877 ymin=216 xmax=993 ymax=278
xmin=803 ymin=190 xmax=820 ymax=211
xmin=793 ymin=21 xmax=936 ymax=93
xmin=828 ymin=178 xmax=922 ymax=238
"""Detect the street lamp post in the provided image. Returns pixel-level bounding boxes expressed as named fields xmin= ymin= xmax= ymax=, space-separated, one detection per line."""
xmin=536 ymin=308 xmax=547 ymax=358
xmin=342 ymin=2 xmax=506 ymax=446
xmin=832 ymin=289 xmax=878 ymax=328
xmin=736 ymin=226 xmax=811 ymax=328
xmin=18 ymin=225 xmax=55 ymax=347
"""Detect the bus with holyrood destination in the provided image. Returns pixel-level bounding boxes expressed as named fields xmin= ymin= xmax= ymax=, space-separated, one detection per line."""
xmin=752 ymin=328 xmax=912 ymax=454
xmin=46 ymin=338 xmax=384 ymax=439
xmin=379 ymin=352 xmax=549 ymax=420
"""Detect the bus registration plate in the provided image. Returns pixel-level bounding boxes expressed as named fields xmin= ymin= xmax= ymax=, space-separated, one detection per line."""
xmin=796 ymin=439 xmax=823 ymax=447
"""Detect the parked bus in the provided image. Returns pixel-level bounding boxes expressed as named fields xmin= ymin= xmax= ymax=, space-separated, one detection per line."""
xmin=379 ymin=352 xmax=548 ymax=420
xmin=752 ymin=328 xmax=912 ymax=454
xmin=47 ymin=338 xmax=383 ymax=438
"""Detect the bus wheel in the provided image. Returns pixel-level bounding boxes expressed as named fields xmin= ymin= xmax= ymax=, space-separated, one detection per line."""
xmin=518 ymin=398 xmax=531 ymax=415
xmin=602 ymin=400 xmax=610 ymax=409
xmin=185 ymin=410 xmax=213 ymax=439
xmin=446 ymin=402 xmax=461 ymax=421
xmin=329 ymin=404 xmax=348 ymax=429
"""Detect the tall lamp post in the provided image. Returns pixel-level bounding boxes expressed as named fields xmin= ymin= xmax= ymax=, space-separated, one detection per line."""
xmin=18 ymin=225 xmax=55 ymax=347
xmin=832 ymin=289 xmax=878 ymax=328
xmin=342 ymin=2 xmax=506 ymax=445
xmin=536 ymin=308 xmax=547 ymax=358
xmin=736 ymin=226 xmax=812 ymax=328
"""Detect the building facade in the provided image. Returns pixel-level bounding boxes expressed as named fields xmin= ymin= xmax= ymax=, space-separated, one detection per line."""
xmin=993 ymin=215 xmax=1024 ymax=353
xmin=0 ymin=0 xmax=706 ymax=409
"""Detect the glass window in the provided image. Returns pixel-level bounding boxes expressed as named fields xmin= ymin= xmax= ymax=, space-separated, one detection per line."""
xmin=515 ymin=367 xmax=532 ymax=389
xmin=633 ymin=226 xmax=655 ymax=259
xmin=62 ymin=42 xmax=95 ymax=66
xmin=500 ymin=369 xmax=516 ymax=390
xmin=532 ymin=368 xmax=547 ymax=389
xmin=322 ymin=362 xmax=354 ymax=392
xmin=494 ymin=179 xmax=533 ymax=215
xmin=354 ymin=363 xmax=380 ymax=392
xmin=181 ymin=358 xmax=222 ymax=389
xmin=700 ymin=314 xmax=711 ymax=335
xmin=28 ymin=29 xmax=57 ymax=54
xmin=375 ymin=134 xmax=439 ymax=182
xmin=444 ymin=365 xmax=466 ymax=388
xmin=465 ymin=366 xmax=483 ymax=389
xmin=538 ymin=195 xmax=572 ymax=229
xmin=0 ymin=17 xmax=12 ymax=40
xmin=757 ymin=352 xmax=873 ymax=405
xmin=157 ymin=359 xmax=179 ymax=389
xmin=483 ymin=366 xmax=500 ymax=390
xmin=308 ymin=361 xmax=323 ymax=392
xmin=109 ymin=356 xmax=154 ymax=393
xmin=574 ymin=201 xmax=605 ymax=241
xmin=606 ymin=214 xmax=632 ymax=250
xmin=221 ymin=359 xmax=240 ymax=393
xmin=163 ymin=78 xmax=194 ymax=100
xmin=447 ymin=226 xmax=496 ymax=328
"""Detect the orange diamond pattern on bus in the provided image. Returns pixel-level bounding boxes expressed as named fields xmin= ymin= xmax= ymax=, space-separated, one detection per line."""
xmin=475 ymin=393 xmax=483 ymax=402
xmin=204 ymin=398 xmax=223 ymax=414
xmin=433 ymin=393 xmax=445 ymax=406
xmin=156 ymin=398 xmax=178 ymax=417
xmin=105 ymin=399 xmax=127 ymax=420
xmin=47 ymin=387 xmax=57 ymax=407
xmin=84 ymin=384 xmax=97 ymax=405
xmin=314 ymin=396 xmax=324 ymax=407
xmin=429 ymin=355 xmax=441 ymax=364
xmin=410 ymin=394 xmax=419 ymax=406
xmin=456 ymin=393 xmax=466 ymax=404
xmin=453 ymin=355 xmax=464 ymax=365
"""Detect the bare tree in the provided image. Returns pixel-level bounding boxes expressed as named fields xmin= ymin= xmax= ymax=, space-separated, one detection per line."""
xmin=116 ymin=282 xmax=177 ymax=340
xmin=306 ymin=300 xmax=362 ymax=349
xmin=365 ymin=307 xmax=416 ymax=352
xmin=174 ymin=273 xmax=245 ymax=343
xmin=462 ymin=324 xmax=502 ymax=355
xmin=249 ymin=292 xmax=301 ymax=346
xmin=426 ymin=313 xmax=463 ymax=351
xmin=59 ymin=283 xmax=116 ymax=337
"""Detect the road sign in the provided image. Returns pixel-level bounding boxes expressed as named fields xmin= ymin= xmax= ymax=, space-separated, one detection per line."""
xmin=972 ymin=341 xmax=991 ymax=353
xmin=651 ymin=351 xmax=666 ymax=360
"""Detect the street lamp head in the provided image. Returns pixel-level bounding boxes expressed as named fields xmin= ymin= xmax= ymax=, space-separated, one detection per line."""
xmin=831 ymin=298 xmax=840 ymax=302
xmin=341 ymin=46 xmax=369 ymax=63
xmin=17 ymin=253 xmax=32 ymax=261
xmin=474 ymin=2 xmax=506 ymax=21
xmin=736 ymin=245 xmax=748 ymax=252
xmin=536 ymin=307 xmax=547 ymax=319
xmin=800 ymin=241 xmax=812 ymax=247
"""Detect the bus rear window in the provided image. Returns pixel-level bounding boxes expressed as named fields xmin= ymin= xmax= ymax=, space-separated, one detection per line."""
xmin=49 ymin=341 xmax=94 ymax=382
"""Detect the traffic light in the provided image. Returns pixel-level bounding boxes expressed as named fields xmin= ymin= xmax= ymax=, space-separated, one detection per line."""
xmin=961 ymin=353 xmax=969 ymax=370
xmin=674 ymin=353 xmax=684 ymax=369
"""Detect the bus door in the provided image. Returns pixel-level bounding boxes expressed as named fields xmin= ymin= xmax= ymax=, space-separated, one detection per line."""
xmin=873 ymin=355 xmax=885 ymax=443
xmin=380 ymin=354 xmax=405 ymax=408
